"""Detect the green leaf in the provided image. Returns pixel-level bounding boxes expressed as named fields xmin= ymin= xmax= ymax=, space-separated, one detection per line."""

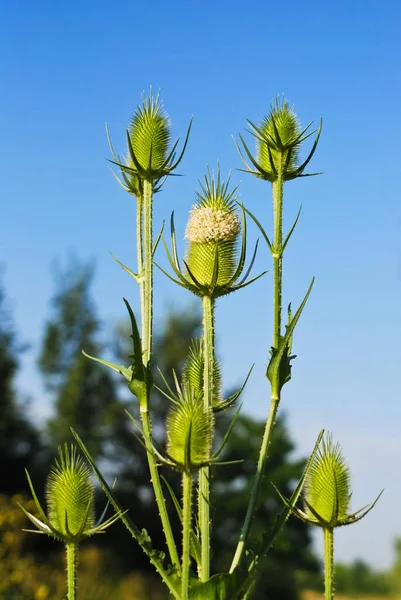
xmin=82 ymin=350 xmax=132 ymax=381
xmin=110 ymin=252 xmax=141 ymax=283
xmin=190 ymin=570 xmax=246 ymax=600
xmin=266 ymin=277 xmax=314 ymax=390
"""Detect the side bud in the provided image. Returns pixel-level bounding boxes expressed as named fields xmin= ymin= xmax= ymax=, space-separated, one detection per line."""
xmin=166 ymin=387 xmax=214 ymax=474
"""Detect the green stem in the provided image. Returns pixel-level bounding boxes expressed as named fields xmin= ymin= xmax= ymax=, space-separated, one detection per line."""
xmin=324 ymin=528 xmax=335 ymax=600
xmin=139 ymin=179 xmax=180 ymax=570
xmin=198 ymin=294 xmax=215 ymax=581
xmin=182 ymin=471 xmax=193 ymax=599
xmin=142 ymin=180 xmax=153 ymax=366
xmin=230 ymin=167 xmax=284 ymax=573
xmin=137 ymin=194 xmax=145 ymax=323
xmin=272 ymin=170 xmax=283 ymax=349
xmin=66 ymin=542 xmax=78 ymax=600
xmin=230 ymin=397 xmax=279 ymax=572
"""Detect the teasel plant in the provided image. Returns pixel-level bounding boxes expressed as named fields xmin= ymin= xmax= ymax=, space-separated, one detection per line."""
xmin=275 ymin=433 xmax=383 ymax=599
xmin=84 ymin=90 xmax=193 ymax=574
xmin=19 ymin=445 xmax=122 ymax=600
xmin=229 ymin=97 xmax=323 ymax=573
xmin=21 ymin=90 xmax=382 ymax=600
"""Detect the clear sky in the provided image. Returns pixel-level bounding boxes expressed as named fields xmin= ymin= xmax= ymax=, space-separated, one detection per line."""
xmin=1 ymin=0 xmax=400 ymax=569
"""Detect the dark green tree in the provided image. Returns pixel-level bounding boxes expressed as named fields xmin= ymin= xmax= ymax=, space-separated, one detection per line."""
xmin=0 ymin=275 xmax=39 ymax=493
xmin=38 ymin=259 xmax=120 ymax=457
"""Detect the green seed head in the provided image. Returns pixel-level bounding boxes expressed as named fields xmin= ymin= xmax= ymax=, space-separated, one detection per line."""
xmin=257 ymin=98 xmax=301 ymax=175
xmin=184 ymin=169 xmax=240 ymax=289
xmin=46 ymin=444 xmax=95 ymax=538
xmin=129 ymin=91 xmax=171 ymax=175
xmin=183 ymin=339 xmax=222 ymax=409
xmin=166 ymin=388 xmax=213 ymax=473
xmin=304 ymin=433 xmax=351 ymax=528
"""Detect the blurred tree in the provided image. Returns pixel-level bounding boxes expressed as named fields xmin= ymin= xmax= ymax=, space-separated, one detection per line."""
xmin=0 ymin=276 xmax=39 ymax=493
xmin=38 ymin=259 xmax=120 ymax=457
xmin=334 ymin=559 xmax=391 ymax=594
xmin=389 ymin=537 xmax=401 ymax=594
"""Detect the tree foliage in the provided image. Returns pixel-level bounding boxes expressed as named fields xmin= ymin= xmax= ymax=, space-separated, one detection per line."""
xmin=0 ymin=275 xmax=39 ymax=492
xmin=38 ymin=259 xmax=120 ymax=457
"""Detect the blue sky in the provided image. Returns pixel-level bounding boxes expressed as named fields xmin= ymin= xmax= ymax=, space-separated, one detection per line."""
xmin=1 ymin=0 xmax=400 ymax=569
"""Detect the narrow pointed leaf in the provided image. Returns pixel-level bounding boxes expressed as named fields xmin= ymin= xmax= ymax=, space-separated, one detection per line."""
xmin=110 ymin=252 xmax=140 ymax=283
xmin=282 ymin=205 xmax=302 ymax=253
xmin=82 ymin=350 xmax=131 ymax=381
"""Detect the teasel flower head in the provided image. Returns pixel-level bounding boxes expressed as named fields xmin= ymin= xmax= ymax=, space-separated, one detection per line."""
xmin=182 ymin=338 xmax=253 ymax=413
xmin=166 ymin=385 xmax=214 ymax=474
xmin=132 ymin=365 xmax=245 ymax=474
xmin=236 ymin=96 xmax=322 ymax=182
xmin=107 ymin=89 xmax=192 ymax=188
xmin=275 ymin=433 xmax=383 ymax=530
xmin=160 ymin=167 xmax=267 ymax=298
xmin=19 ymin=445 xmax=121 ymax=543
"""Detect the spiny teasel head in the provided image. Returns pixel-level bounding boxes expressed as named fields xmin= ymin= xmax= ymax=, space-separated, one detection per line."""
xmin=46 ymin=444 xmax=95 ymax=537
xmin=166 ymin=385 xmax=214 ymax=474
xmin=257 ymin=98 xmax=301 ymax=175
xmin=303 ymin=434 xmax=352 ymax=528
xmin=276 ymin=432 xmax=382 ymax=530
xmin=108 ymin=89 xmax=192 ymax=189
xmin=184 ymin=168 xmax=241 ymax=289
xmin=236 ymin=96 xmax=322 ymax=182
xmin=162 ymin=167 xmax=266 ymax=298
xmin=129 ymin=90 xmax=171 ymax=176
xmin=20 ymin=444 xmax=121 ymax=543
xmin=182 ymin=339 xmax=222 ymax=409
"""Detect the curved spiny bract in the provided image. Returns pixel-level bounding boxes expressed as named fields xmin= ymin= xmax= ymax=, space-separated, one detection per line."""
xmin=237 ymin=97 xmax=322 ymax=182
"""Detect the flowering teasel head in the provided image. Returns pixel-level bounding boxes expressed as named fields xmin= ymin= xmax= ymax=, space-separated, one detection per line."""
xmin=275 ymin=433 xmax=383 ymax=530
xmin=236 ymin=97 xmax=322 ymax=182
xmin=19 ymin=444 xmax=121 ymax=543
xmin=160 ymin=168 xmax=267 ymax=298
xmin=108 ymin=90 xmax=192 ymax=187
